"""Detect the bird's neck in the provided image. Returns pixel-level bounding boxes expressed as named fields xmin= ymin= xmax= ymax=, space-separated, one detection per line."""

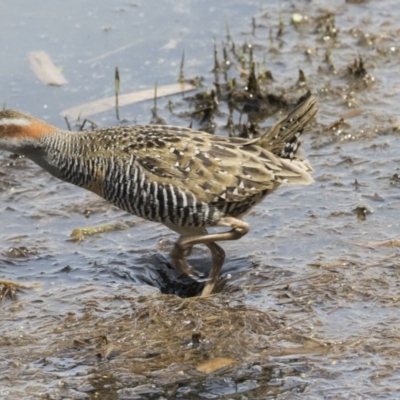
xmin=10 ymin=131 xmax=72 ymax=180
xmin=24 ymin=138 xmax=64 ymax=178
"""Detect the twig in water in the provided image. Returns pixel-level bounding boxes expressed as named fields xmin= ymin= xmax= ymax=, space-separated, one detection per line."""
xmin=115 ymin=67 xmax=120 ymax=121
xmin=179 ymin=50 xmax=185 ymax=83
xmin=64 ymin=116 xmax=72 ymax=131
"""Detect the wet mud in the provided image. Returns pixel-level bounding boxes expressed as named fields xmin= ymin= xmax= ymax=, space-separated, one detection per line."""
xmin=1 ymin=0 xmax=400 ymax=399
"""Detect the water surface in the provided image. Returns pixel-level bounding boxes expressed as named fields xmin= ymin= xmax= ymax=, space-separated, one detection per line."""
xmin=1 ymin=0 xmax=400 ymax=398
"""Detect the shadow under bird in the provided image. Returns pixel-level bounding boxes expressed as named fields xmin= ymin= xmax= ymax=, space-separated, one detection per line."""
xmin=0 ymin=93 xmax=318 ymax=296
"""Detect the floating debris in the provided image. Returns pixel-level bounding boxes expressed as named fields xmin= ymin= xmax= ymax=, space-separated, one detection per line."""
xmin=28 ymin=51 xmax=67 ymax=86
xmin=196 ymin=357 xmax=236 ymax=373
xmin=61 ymin=82 xmax=197 ymax=119
xmin=69 ymin=221 xmax=137 ymax=242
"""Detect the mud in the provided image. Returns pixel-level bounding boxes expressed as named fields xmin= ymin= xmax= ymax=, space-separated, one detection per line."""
xmin=1 ymin=0 xmax=400 ymax=399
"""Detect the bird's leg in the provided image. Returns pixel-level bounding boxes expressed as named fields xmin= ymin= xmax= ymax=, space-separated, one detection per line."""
xmin=166 ymin=225 xmax=207 ymax=279
xmin=170 ymin=242 xmax=202 ymax=279
xmin=202 ymin=242 xmax=225 ymax=296
xmin=170 ymin=217 xmax=250 ymax=295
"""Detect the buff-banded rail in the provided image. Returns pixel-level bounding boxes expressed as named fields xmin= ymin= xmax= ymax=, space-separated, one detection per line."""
xmin=0 ymin=93 xmax=317 ymax=296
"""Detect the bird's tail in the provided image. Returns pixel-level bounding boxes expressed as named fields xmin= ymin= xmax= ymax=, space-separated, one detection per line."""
xmin=257 ymin=92 xmax=318 ymax=160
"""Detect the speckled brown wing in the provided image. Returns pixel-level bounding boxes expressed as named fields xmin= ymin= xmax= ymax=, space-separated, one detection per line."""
xmin=121 ymin=126 xmax=277 ymax=204
xmin=118 ymin=91 xmax=317 ymax=205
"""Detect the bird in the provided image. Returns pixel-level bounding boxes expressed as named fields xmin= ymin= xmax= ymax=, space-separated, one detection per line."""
xmin=0 ymin=93 xmax=317 ymax=296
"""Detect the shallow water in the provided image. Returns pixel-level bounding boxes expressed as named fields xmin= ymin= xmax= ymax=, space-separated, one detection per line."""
xmin=2 ymin=0 xmax=400 ymax=399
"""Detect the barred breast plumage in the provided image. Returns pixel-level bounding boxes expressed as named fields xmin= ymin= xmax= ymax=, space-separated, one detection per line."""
xmin=0 ymin=93 xmax=318 ymax=296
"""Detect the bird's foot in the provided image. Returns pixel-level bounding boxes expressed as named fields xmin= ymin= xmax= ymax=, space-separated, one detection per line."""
xmin=170 ymin=241 xmax=207 ymax=282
